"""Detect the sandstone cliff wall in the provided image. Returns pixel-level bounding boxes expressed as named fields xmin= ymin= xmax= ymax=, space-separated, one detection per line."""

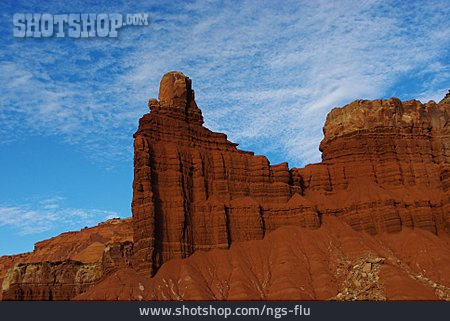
xmin=295 ymin=98 xmax=450 ymax=235
xmin=132 ymin=72 xmax=450 ymax=276
xmin=132 ymin=72 xmax=320 ymax=275
xmin=0 ymin=218 xmax=133 ymax=300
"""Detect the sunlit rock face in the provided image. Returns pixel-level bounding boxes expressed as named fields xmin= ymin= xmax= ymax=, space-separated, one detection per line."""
xmin=0 ymin=218 xmax=133 ymax=300
xmin=296 ymin=97 xmax=450 ymax=236
xmin=132 ymin=71 xmax=320 ymax=275
xmin=132 ymin=72 xmax=450 ymax=276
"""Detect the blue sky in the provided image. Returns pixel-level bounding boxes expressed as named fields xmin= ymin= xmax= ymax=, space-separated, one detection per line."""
xmin=0 ymin=0 xmax=449 ymax=255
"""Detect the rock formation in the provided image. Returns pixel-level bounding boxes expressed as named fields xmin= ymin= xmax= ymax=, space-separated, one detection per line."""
xmin=132 ymin=71 xmax=450 ymax=276
xmin=295 ymin=98 xmax=450 ymax=235
xmin=0 ymin=218 xmax=132 ymax=300
xmin=1 ymin=71 xmax=450 ymax=300
xmin=132 ymin=71 xmax=319 ymax=275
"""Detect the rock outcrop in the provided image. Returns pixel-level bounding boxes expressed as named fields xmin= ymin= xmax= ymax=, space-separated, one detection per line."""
xmin=295 ymin=98 xmax=450 ymax=235
xmin=2 ymin=260 xmax=102 ymax=300
xmin=132 ymin=71 xmax=320 ymax=275
xmin=0 ymin=218 xmax=133 ymax=300
xmin=2 ymin=71 xmax=449 ymax=301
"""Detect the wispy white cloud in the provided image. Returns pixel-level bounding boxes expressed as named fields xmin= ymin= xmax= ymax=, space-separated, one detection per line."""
xmin=0 ymin=196 xmax=119 ymax=235
xmin=0 ymin=0 xmax=449 ymax=167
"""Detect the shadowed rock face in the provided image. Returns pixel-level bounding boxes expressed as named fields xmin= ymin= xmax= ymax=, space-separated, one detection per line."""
xmin=2 ymin=260 xmax=103 ymax=301
xmin=132 ymin=71 xmax=450 ymax=276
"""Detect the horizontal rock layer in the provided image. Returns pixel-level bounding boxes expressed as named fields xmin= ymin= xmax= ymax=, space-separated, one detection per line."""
xmin=0 ymin=218 xmax=133 ymax=300
xmin=295 ymin=98 xmax=450 ymax=235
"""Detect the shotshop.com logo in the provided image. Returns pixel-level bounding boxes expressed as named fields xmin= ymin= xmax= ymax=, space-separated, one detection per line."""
xmin=13 ymin=13 xmax=149 ymax=38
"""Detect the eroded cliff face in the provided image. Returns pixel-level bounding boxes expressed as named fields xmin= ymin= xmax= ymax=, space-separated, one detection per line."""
xmin=132 ymin=71 xmax=450 ymax=276
xmin=0 ymin=218 xmax=133 ymax=300
xmin=295 ymin=98 xmax=450 ymax=235
xmin=132 ymin=71 xmax=320 ymax=275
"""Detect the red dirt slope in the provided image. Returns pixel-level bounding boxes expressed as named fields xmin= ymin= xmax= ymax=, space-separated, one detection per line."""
xmin=75 ymin=217 xmax=450 ymax=301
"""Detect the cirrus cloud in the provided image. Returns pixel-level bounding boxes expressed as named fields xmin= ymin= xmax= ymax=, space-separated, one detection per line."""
xmin=0 ymin=0 xmax=448 ymax=168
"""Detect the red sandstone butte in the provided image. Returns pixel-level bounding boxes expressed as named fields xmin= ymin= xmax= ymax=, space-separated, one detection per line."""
xmin=2 ymin=72 xmax=450 ymax=300
xmin=132 ymin=71 xmax=320 ymax=275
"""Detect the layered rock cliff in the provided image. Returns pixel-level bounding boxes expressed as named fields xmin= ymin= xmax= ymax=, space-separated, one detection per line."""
xmin=0 ymin=218 xmax=133 ymax=300
xmin=295 ymin=98 xmax=450 ymax=235
xmin=132 ymin=71 xmax=450 ymax=276
xmin=132 ymin=71 xmax=320 ymax=275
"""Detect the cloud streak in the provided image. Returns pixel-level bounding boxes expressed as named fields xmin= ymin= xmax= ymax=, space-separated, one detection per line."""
xmin=0 ymin=196 xmax=119 ymax=235
xmin=0 ymin=0 xmax=449 ymax=167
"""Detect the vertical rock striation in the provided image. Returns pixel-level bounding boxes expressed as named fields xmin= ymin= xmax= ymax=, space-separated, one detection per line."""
xmin=132 ymin=72 xmax=320 ymax=275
